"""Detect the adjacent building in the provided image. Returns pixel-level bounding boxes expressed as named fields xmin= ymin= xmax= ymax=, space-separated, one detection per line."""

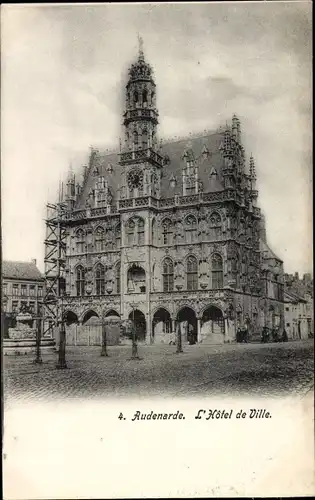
xmin=46 ymin=42 xmax=285 ymax=345
xmin=284 ymin=272 xmax=313 ymax=340
xmin=2 ymin=260 xmax=44 ymax=337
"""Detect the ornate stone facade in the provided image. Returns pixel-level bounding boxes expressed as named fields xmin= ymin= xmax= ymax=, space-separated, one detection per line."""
xmin=58 ymin=41 xmax=285 ymax=345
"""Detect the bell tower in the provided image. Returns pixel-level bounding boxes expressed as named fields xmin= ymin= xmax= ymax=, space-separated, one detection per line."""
xmin=119 ymin=36 xmax=163 ymax=199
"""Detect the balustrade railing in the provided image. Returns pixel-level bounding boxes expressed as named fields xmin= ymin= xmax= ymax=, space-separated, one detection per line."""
xmin=120 ymin=147 xmax=163 ymax=165
xmin=63 ymin=190 xmax=261 ymax=222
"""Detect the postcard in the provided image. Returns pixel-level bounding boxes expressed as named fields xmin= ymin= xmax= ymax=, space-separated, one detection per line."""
xmin=2 ymin=2 xmax=313 ymax=498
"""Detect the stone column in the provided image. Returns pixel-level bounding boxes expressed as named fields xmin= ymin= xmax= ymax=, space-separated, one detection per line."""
xmin=172 ymin=319 xmax=176 ymax=333
xmin=224 ymin=317 xmax=229 ymax=343
xmin=146 ymin=314 xmax=152 ymax=345
xmin=197 ymin=318 xmax=202 ymax=343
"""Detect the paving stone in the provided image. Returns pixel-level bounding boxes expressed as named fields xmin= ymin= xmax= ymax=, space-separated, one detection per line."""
xmin=3 ymin=340 xmax=314 ymax=405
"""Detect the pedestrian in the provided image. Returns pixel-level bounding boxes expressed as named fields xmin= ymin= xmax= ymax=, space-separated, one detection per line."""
xmin=281 ymin=329 xmax=288 ymax=342
xmin=236 ymin=326 xmax=241 ymax=343
xmin=261 ymin=326 xmax=269 ymax=343
xmin=271 ymin=328 xmax=278 ymax=343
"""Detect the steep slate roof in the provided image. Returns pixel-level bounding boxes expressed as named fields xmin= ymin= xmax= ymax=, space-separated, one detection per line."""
xmin=260 ymin=239 xmax=283 ymax=263
xmin=75 ymin=130 xmax=226 ymax=209
xmin=284 ymin=289 xmax=307 ymax=303
xmin=2 ymin=261 xmax=43 ymax=281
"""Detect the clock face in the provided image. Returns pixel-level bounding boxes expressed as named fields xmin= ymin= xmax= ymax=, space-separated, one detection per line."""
xmin=128 ymin=168 xmax=144 ymax=190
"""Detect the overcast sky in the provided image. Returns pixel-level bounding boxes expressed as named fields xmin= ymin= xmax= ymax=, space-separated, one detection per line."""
xmin=1 ymin=2 xmax=312 ymax=275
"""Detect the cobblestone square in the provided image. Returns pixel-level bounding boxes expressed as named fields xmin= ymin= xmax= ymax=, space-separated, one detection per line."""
xmin=4 ymin=339 xmax=314 ymax=405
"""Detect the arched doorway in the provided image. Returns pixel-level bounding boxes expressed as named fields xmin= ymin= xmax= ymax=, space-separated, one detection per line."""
xmin=64 ymin=311 xmax=78 ymax=326
xmin=201 ymin=306 xmax=225 ymax=344
xmin=82 ymin=310 xmax=99 ymax=325
xmin=127 ymin=265 xmax=146 ymax=293
xmin=176 ymin=307 xmax=197 ymax=344
xmin=128 ymin=309 xmax=146 ymax=341
xmin=152 ymin=308 xmax=172 ymax=343
xmin=63 ymin=311 xmax=79 ymax=346
xmin=105 ymin=310 xmax=120 ymax=318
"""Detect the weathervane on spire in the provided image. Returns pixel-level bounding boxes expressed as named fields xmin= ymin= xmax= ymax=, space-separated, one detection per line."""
xmin=137 ymin=33 xmax=144 ymax=61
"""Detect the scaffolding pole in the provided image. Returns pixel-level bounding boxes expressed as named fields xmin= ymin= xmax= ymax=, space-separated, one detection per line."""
xmin=43 ymin=201 xmax=67 ymax=339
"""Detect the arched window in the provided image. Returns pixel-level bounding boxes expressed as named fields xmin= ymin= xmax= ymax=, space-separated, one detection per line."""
xmin=209 ymin=212 xmax=222 ymax=240
xmin=95 ymin=227 xmax=105 ymax=252
xmin=186 ymin=256 xmax=198 ymax=291
xmin=142 ymin=129 xmax=148 ymax=149
xmin=106 ymin=227 xmax=113 ymax=250
xmin=138 ymin=218 xmax=145 ymax=245
xmin=115 ymin=262 xmax=121 ymax=294
xmin=163 ymin=258 xmax=174 ymax=292
xmin=86 ymin=229 xmax=93 ymax=252
xmin=76 ymin=266 xmax=85 ymax=296
xmin=133 ymin=90 xmax=138 ymax=105
xmin=143 ymin=89 xmax=148 ymax=103
xmin=184 ymin=215 xmax=197 ymax=243
xmin=95 ymin=263 xmax=105 ymax=296
xmin=115 ymin=224 xmax=121 ymax=249
xmin=151 ymin=219 xmax=156 ymax=245
xmin=212 ymin=253 xmax=223 ymax=289
xmin=133 ymin=130 xmax=138 ymax=146
xmin=162 ymin=219 xmax=173 ymax=245
xmin=76 ymin=229 xmax=85 ymax=253
xmin=127 ymin=220 xmax=135 ymax=246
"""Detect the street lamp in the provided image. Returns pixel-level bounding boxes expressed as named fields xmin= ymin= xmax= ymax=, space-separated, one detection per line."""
xmin=101 ymin=316 xmax=109 ymax=357
xmin=33 ymin=317 xmax=43 ymax=364
xmin=56 ymin=291 xmax=67 ymax=369
xmin=130 ymin=302 xmax=140 ymax=360
xmin=176 ymin=320 xmax=183 ymax=354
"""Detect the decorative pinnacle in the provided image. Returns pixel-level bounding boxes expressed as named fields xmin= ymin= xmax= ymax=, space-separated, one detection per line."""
xmin=249 ymin=154 xmax=256 ymax=179
xmin=138 ymin=33 xmax=144 ymax=61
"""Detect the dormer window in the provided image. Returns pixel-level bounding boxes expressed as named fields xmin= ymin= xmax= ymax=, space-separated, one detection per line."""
xmin=92 ymin=166 xmax=99 ymax=176
xmin=169 ymin=174 xmax=176 ymax=189
xmin=210 ymin=167 xmax=218 ymax=179
xmin=202 ymin=145 xmax=210 ymax=159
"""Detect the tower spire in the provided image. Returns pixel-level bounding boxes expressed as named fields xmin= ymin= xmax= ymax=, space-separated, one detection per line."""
xmin=138 ymin=33 xmax=144 ymax=61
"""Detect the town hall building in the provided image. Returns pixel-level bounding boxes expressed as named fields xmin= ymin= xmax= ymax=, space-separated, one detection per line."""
xmin=54 ymin=41 xmax=285 ymax=345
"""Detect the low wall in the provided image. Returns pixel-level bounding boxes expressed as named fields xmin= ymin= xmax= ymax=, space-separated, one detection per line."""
xmin=58 ymin=324 xmax=121 ymax=347
xmin=3 ymin=337 xmax=56 ymax=356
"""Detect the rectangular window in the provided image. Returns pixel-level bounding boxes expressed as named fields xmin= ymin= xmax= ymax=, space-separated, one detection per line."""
xmin=38 ymin=287 xmax=43 ymax=297
xmin=29 ymin=302 xmax=35 ymax=313
xmin=186 ymin=228 xmax=197 ymax=244
xmin=3 ymin=283 xmax=7 ymax=296
xmin=285 ymin=307 xmax=289 ymax=311
xmin=187 ymin=273 xmax=198 ymax=291
xmin=21 ymin=285 xmax=27 ymax=296
xmin=12 ymin=301 xmax=19 ymax=312
xmin=127 ymin=233 xmax=134 ymax=246
xmin=21 ymin=300 xmax=27 ymax=309
xmin=13 ymin=284 xmax=19 ymax=296
xmin=186 ymin=185 xmax=195 ymax=195
xmin=163 ymin=275 xmax=174 ymax=292
xmin=29 ymin=285 xmax=35 ymax=297
xmin=138 ymin=229 xmax=145 ymax=245
xmin=212 ymin=272 xmax=223 ymax=289
xmin=209 ymin=227 xmax=222 ymax=240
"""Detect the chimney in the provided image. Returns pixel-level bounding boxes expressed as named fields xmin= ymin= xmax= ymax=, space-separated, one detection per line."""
xmin=31 ymin=258 xmax=37 ymax=266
